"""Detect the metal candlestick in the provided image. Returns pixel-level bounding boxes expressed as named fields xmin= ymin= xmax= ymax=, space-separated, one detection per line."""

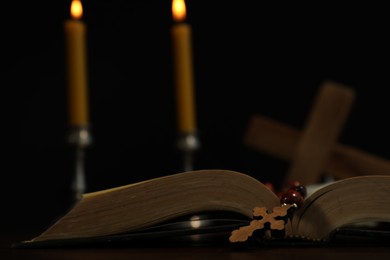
xmin=68 ymin=125 xmax=92 ymax=201
xmin=177 ymin=132 xmax=200 ymax=172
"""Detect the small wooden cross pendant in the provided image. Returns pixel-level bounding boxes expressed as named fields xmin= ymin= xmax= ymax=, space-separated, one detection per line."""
xmin=229 ymin=204 xmax=293 ymax=243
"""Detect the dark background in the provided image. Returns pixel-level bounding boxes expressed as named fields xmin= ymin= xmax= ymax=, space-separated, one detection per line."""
xmin=2 ymin=1 xmax=390 ymax=235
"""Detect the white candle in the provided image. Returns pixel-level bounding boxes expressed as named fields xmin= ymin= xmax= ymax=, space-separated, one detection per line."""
xmin=64 ymin=0 xmax=89 ymax=126
xmin=171 ymin=0 xmax=196 ymax=133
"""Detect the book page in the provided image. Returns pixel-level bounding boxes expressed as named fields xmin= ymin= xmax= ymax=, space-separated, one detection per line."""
xmin=291 ymin=175 xmax=390 ymax=241
xmin=30 ymin=169 xmax=280 ymax=242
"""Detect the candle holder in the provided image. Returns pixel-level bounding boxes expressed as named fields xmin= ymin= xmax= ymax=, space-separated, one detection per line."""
xmin=68 ymin=125 xmax=92 ymax=202
xmin=177 ymin=132 xmax=200 ymax=172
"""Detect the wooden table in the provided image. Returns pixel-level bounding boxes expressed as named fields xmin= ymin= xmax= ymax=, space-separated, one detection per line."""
xmin=3 ymin=233 xmax=390 ymax=260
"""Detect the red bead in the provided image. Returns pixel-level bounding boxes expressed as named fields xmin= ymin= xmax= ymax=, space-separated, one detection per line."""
xmin=280 ymin=189 xmax=304 ymax=208
xmin=293 ymin=185 xmax=307 ymax=198
xmin=275 ymin=191 xmax=283 ymax=199
xmin=287 ymin=180 xmax=301 ymax=188
xmin=281 ymin=180 xmax=301 ymax=193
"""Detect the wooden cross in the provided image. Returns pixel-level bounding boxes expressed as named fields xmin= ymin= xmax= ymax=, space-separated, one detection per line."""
xmin=244 ymin=80 xmax=390 ymax=185
xmin=229 ymin=204 xmax=293 ymax=243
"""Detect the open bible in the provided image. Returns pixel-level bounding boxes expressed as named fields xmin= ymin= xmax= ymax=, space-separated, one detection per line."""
xmin=13 ymin=169 xmax=390 ymax=248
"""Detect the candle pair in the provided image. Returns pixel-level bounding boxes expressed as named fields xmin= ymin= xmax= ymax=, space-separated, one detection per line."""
xmin=64 ymin=0 xmax=197 ymax=135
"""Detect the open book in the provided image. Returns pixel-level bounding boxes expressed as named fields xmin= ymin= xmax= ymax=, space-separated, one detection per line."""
xmin=14 ymin=169 xmax=390 ymax=248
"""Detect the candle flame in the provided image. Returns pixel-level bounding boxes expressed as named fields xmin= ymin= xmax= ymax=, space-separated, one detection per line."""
xmin=70 ymin=0 xmax=83 ymax=20
xmin=172 ymin=0 xmax=187 ymax=22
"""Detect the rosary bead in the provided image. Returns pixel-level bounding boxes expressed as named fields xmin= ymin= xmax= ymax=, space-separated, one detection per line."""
xmin=283 ymin=180 xmax=307 ymax=199
xmin=293 ymin=185 xmax=307 ymax=198
xmin=286 ymin=180 xmax=301 ymax=188
xmin=280 ymin=189 xmax=304 ymax=208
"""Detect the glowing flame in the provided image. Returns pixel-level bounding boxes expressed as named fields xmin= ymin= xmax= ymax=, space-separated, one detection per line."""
xmin=70 ymin=0 xmax=83 ymax=20
xmin=172 ymin=0 xmax=186 ymax=22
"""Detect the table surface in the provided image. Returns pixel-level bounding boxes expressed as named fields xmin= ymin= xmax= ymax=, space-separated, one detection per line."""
xmin=3 ymin=233 xmax=390 ymax=260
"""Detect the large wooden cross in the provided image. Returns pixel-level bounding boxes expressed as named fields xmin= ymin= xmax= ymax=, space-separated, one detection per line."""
xmin=244 ymin=80 xmax=390 ymax=185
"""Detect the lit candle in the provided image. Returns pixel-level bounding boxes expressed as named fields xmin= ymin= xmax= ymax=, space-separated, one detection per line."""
xmin=171 ymin=0 xmax=196 ymax=133
xmin=64 ymin=0 xmax=89 ymax=126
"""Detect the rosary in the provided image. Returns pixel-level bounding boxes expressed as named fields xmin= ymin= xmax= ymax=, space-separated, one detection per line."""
xmin=229 ymin=180 xmax=307 ymax=243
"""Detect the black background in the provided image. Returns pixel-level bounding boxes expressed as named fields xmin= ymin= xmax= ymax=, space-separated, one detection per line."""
xmin=2 ymin=1 xmax=390 ymax=234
